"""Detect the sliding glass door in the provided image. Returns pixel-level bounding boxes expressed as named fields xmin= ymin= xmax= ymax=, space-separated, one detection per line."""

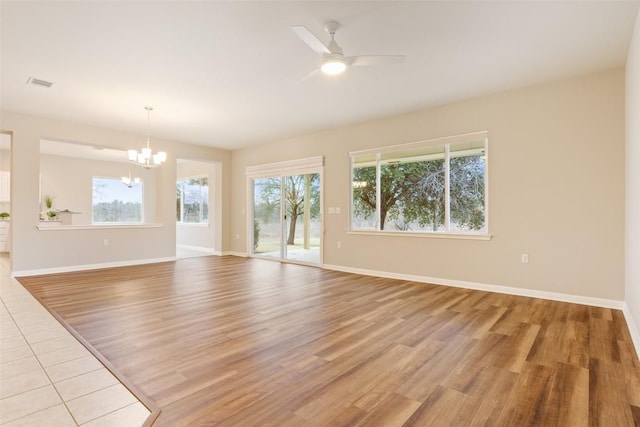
xmin=252 ymin=177 xmax=282 ymax=258
xmin=251 ymin=172 xmax=321 ymax=264
xmin=283 ymin=173 xmax=320 ymax=262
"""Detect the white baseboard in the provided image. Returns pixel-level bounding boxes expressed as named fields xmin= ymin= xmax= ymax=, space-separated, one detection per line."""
xmin=176 ymin=244 xmax=217 ymax=254
xmin=622 ymin=303 xmax=640 ymax=358
xmin=177 ymin=244 xmax=225 ymax=256
xmin=322 ymin=264 xmax=624 ymax=310
xmin=12 ymin=257 xmax=177 ymax=277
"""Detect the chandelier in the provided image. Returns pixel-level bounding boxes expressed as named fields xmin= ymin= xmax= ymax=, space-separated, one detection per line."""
xmin=121 ymin=172 xmax=141 ymax=188
xmin=128 ymin=106 xmax=167 ymax=169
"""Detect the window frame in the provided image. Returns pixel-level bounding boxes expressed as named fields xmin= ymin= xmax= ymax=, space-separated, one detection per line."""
xmin=91 ymin=176 xmax=144 ymax=225
xmin=349 ymin=131 xmax=490 ymax=240
xmin=176 ymin=174 xmax=209 ymax=224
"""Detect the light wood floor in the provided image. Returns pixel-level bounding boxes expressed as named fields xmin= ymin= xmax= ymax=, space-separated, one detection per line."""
xmin=18 ymin=256 xmax=640 ymax=426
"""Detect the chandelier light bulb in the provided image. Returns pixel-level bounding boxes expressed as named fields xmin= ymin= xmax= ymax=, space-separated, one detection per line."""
xmin=121 ymin=172 xmax=141 ymax=188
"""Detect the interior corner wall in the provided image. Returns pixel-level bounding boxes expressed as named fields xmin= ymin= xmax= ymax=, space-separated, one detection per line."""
xmin=625 ymin=9 xmax=640 ymax=340
xmin=231 ymin=67 xmax=625 ymax=301
xmin=2 ymin=111 xmax=231 ymax=272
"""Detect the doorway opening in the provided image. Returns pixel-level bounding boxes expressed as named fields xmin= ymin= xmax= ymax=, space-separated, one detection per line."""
xmin=0 ymin=132 xmax=10 ymax=272
xmin=176 ymin=158 xmax=221 ymax=259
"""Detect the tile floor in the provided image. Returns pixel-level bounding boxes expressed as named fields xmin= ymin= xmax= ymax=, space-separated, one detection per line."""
xmin=0 ymin=261 xmax=150 ymax=426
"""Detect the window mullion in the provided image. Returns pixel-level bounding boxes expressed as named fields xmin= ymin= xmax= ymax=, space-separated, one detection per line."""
xmin=180 ymin=185 xmax=184 ymax=222
xmin=281 ymin=176 xmax=287 ymax=258
xmin=444 ymin=144 xmax=451 ymax=232
xmin=199 ymin=183 xmax=203 ymax=223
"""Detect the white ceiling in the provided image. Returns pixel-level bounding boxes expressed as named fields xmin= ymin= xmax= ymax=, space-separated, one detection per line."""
xmin=1 ymin=1 xmax=638 ymax=150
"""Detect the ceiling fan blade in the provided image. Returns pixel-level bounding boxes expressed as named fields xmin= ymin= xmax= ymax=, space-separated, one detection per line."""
xmin=346 ymin=55 xmax=406 ymax=66
xmin=302 ymin=68 xmax=321 ymax=81
xmin=291 ymin=26 xmax=330 ymax=55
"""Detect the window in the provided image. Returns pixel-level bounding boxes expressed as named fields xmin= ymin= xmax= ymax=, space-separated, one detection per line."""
xmin=351 ymin=132 xmax=487 ymax=235
xmin=92 ymin=177 xmax=143 ymax=223
xmin=177 ymin=176 xmax=209 ymax=223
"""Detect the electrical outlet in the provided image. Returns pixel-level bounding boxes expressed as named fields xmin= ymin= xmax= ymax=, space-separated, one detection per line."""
xmin=337 ymin=241 xmax=342 ymax=249
xmin=104 ymin=239 xmax=109 ymax=246
xmin=521 ymin=254 xmax=528 ymax=264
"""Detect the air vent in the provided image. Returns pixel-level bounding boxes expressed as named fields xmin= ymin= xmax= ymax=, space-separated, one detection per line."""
xmin=26 ymin=77 xmax=53 ymax=88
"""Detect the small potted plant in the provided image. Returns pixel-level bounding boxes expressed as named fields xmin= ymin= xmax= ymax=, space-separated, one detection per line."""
xmin=44 ymin=195 xmax=56 ymax=220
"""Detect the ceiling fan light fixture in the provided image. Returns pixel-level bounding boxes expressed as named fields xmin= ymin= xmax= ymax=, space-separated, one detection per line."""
xmin=321 ymin=56 xmax=346 ymax=75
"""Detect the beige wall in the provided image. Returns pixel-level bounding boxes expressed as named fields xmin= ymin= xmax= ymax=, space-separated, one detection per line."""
xmin=231 ymin=68 xmax=625 ymax=300
xmin=626 ymin=10 xmax=640 ymax=336
xmin=1 ymin=111 xmax=231 ymax=272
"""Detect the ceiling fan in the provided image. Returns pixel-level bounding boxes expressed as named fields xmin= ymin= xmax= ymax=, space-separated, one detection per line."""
xmin=291 ymin=21 xmax=405 ymax=76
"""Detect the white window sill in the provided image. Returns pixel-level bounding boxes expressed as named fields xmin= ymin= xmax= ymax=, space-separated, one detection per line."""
xmin=176 ymin=222 xmax=209 ymax=227
xmin=37 ymin=223 xmax=164 ymax=231
xmin=347 ymin=230 xmax=492 ymax=241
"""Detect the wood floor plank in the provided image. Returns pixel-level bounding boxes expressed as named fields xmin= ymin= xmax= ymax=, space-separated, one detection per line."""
xmin=494 ymin=362 xmax=555 ymax=426
xmin=16 ymin=256 xmax=640 ymax=426
xmin=589 ymin=357 xmax=636 ymax=426
xmin=401 ymin=385 xmax=470 ymax=426
xmin=441 ymin=331 xmax=508 ymax=393
xmin=493 ymin=321 xmax=541 ymax=373
xmin=459 ymin=365 xmax=520 ymax=425
xmin=353 ymin=393 xmax=421 ymax=427
xmin=543 ymin=362 xmax=589 ymax=426
xmin=395 ymin=335 xmax=478 ymax=401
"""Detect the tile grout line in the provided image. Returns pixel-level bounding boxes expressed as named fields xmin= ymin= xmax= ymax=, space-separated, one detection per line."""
xmin=78 ymin=400 xmax=144 ymax=426
xmin=2 ymin=276 xmax=150 ymax=427
xmin=16 ymin=278 xmax=158 ymax=425
xmin=1 ymin=283 xmax=81 ymax=426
